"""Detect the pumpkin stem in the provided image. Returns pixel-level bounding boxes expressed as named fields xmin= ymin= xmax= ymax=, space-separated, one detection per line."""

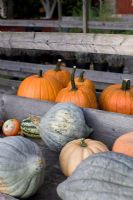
xmin=71 ymin=66 xmax=77 ymax=91
xmin=80 ymin=138 xmax=87 ymax=147
xmin=121 ymin=79 xmax=130 ymax=90
xmin=38 ymin=70 xmax=43 ymax=77
xmin=55 ymin=59 xmax=62 ymax=71
xmin=78 ymin=71 xmax=85 ymax=82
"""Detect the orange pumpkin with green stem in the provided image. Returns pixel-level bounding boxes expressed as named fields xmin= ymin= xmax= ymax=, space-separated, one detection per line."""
xmin=68 ymin=70 xmax=95 ymax=92
xmin=56 ymin=66 xmax=98 ymax=108
xmin=99 ymin=79 xmax=133 ymax=115
xmin=44 ymin=59 xmax=70 ymax=87
xmin=17 ymin=70 xmax=63 ymax=102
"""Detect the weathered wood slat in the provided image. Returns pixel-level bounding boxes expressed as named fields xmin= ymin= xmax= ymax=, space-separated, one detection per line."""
xmin=0 ymin=19 xmax=133 ymax=31
xmin=0 ymin=32 xmax=132 ymax=56
xmin=0 ymin=60 xmax=130 ymax=94
xmin=0 ymin=60 xmax=132 ymax=91
xmin=0 ymin=93 xmax=133 ymax=150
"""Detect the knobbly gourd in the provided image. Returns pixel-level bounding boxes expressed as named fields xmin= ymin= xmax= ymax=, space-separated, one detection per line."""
xmin=21 ymin=115 xmax=41 ymax=138
xmin=0 ymin=136 xmax=45 ymax=199
xmin=99 ymin=79 xmax=133 ymax=115
xmin=0 ymin=193 xmax=19 ymax=200
xmin=39 ymin=102 xmax=93 ymax=152
xmin=44 ymin=59 xmax=70 ymax=87
xmin=56 ymin=66 xmax=98 ymax=108
xmin=59 ymin=138 xmax=109 ymax=176
xmin=67 ymin=70 xmax=95 ymax=92
xmin=57 ymin=152 xmax=133 ymax=200
xmin=112 ymin=132 xmax=133 ymax=157
xmin=2 ymin=119 xmax=20 ymax=136
xmin=17 ymin=70 xmax=63 ymax=101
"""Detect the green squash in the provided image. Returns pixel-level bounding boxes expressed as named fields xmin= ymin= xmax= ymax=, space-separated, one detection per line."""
xmin=57 ymin=152 xmax=133 ymax=200
xmin=21 ymin=115 xmax=41 ymax=138
xmin=39 ymin=102 xmax=93 ymax=152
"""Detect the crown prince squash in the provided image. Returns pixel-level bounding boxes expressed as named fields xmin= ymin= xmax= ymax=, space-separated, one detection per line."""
xmin=0 ymin=193 xmax=19 ymax=200
xmin=39 ymin=102 xmax=93 ymax=152
xmin=57 ymin=152 xmax=133 ymax=200
xmin=0 ymin=136 xmax=45 ymax=199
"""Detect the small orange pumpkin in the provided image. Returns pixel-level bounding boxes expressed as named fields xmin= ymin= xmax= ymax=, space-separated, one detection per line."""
xmin=67 ymin=71 xmax=95 ymax=92
xmin=17 ymin=70 xmax=63 ymax=102
xmin=59 ymin=138 xmax=109 ymax=176
xmin=2 ymin=119 xmax=20 ymax=136
xmin=56 ymin=66 xmax=98 ymax=108
xmin=44 ymin=59 xmax=71 ymax=87
xmin=99 ymin=79 xmax=133 ymax=115
xmin=112 ymin=132 xmax=133 ymax=157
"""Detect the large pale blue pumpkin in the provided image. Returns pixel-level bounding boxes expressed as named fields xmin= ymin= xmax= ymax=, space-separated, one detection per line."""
xmin=0 ymin=193 xmax=18 ymax=200
xmin=57 ymin=152 xmax=133 ymax=200
xmin=39 ymin=102 xmax=92 ymax=152
xmin=0 ymin=136 xmax=45 ymax=199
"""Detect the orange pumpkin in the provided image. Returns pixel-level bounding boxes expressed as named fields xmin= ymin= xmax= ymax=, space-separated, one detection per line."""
xmin=68 ymin=71 xmax=95 ymax=92
xmin=2 ymin=119 xmax=20 ymax=136
xmin=59 ymin=138 xmax=109 ymax=176
xmin=112 ymin=132 xmax=133 ymax=157
xmin=44 ymin=59 xmax=71 ymax=87
xmin=99 ymin=79 xmax=133 ymax=115
xmin=56 ymin=66 xmax=98 ymax=108
xmin=17 ymin=70 xmax=63 ymax=102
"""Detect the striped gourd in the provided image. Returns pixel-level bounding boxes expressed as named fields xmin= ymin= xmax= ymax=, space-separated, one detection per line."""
xmin=21 ymin=115 xmax=41 ymax=138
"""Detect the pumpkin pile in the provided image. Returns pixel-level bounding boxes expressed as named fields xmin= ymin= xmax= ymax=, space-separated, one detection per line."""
xmin=56 ymin=66 xmax=98 ymax=108
xmin=1 ymin=63 xmax=133 ymax=200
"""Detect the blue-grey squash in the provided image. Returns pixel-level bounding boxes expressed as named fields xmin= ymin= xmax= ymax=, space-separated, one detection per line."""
xmin=39 ymin=102 xmax=92 ymax=152
xmin=57 ymin=152 xmax=133 ymax=200
xmin=0 ymin=136 xmax=45 ymax=199
xmin=0 ymin=193 xmax=19 ymax=200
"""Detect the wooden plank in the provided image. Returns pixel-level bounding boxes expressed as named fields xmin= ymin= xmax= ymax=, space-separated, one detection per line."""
xmin=0 ymin=60 xmax=133 ymax=91
xmin=82 ymin=0 xmax=88 ymax=33
xmin=0 ymin=93 xmax=133 ymax=150
xmin=0 ymin=19 xmax=133 ymax=31
xmin=0 ymin=32 xmax=133 ymax=56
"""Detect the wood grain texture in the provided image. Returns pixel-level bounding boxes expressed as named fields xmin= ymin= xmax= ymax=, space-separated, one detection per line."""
xmin=0 ymin=93 xmax=133 ymax=150
xmin=0 ymin=60 xmax=133 ymax=91
xmin=0 ymin=19 xmax=133 ymax=30
xmin=0 ymin=32 xmax=133 ymax=55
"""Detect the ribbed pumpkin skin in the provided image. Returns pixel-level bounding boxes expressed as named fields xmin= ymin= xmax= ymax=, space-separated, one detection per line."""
xmin=0 ymin=136 xmax=45 ymax=199
xmin=99 ymin=83 xmax=133 ymax=115
xmin=57 ymin=152 xmax=133 ymax=200
xmin=112 ymin=132 xmax=133 ymax=157
xmin=39 ymin=103 xmax=93 ymax=152
xmin=59 ymin=138 xmax=109 ymax=176
xmin=56 ymin=86 xmax=97 ymax=108
xmin=17 ymin=74 xmax=63 ymax=102
xmin=67 ymin=77 xmax=96 ymax=93
xmin=0 ymin=193 xmax=19 ymax=200
xmin=44 ymin=69 xmax=70 ymax=87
